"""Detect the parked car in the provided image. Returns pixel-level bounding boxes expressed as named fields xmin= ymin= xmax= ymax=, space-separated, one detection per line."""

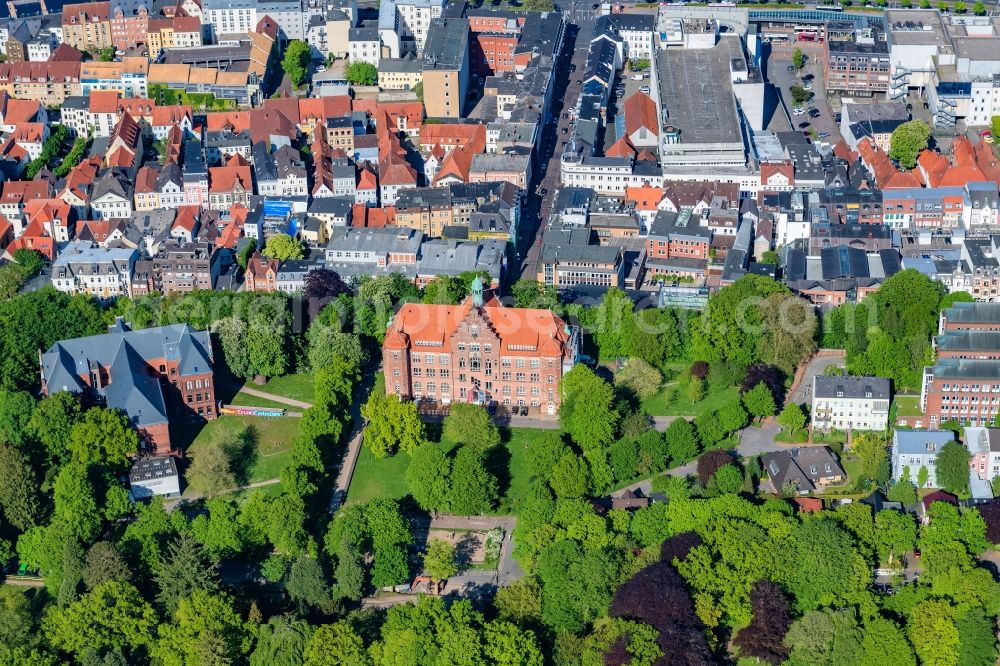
xmin=819 ymin=131 xmax=830 ymax=139
xmin=809 ymin=108 xmax=821 ymax=118
xmin=834 ymin=112 xmax=842 ymax=122
xmin=786 ymin=64 xmax=795 ymax=71
xmin=792 ymin=106 xmax=805 ymax=115
xmin=803 ymin=81 xmax=813 ymax=91
xmin=799 ymin=121 xmax=810 ymax=129
xmin=561 ymin=127 xmax=568 ymax=134
xmin=639 ymin=85 xmax=650 ymax=94
xmin=923 ymin=101 xmax=929 ymax=109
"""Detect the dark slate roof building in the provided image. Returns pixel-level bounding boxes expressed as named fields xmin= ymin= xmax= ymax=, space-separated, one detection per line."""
xmin=40 ymin=319 xmax=215 ymax=455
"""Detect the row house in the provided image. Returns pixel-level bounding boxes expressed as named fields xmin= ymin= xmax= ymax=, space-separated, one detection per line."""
xmin=146 ymin=16 xmax=202 ymax=59
xmin=134 ymin=162 xmax=186 ymax=211
xmin=252 ymin=142 xmax=308 ymax=197
xmin=51 ymin=240 xmax=137 ymax=298
xmin=105 ymin=112 xmax=143 ymax=178
xmin=0 ymin=121 xmax=46 ymax=162
xmin=0 ymin=92 xmax=45 ymax=133
xmin=205 ymin=128 xmax=252 ymax=166
xmin=133 ymin=241 xmax=221 ymax=294
xmin=110 ymin=1 xmax=148 ymax=50
xmin=0 ymin=61 xmax=83 ymax=106
xmin=88 ymin=89 xmax=121 ymax=137
xmin=207 ymin=155 xmax=253 ymax=211
xmin=0 ymin=179 xmax=52 ymax=231
xmin=182 ymin=140 xmax=209 ymax=207
xmin=62 ymin=1 xmax=113 ymax=52
xmin=91 ymin=169 xmax=135 ymax=220
xmin=965 ymin=427 xmax=1000 ymax=492
xmin=645 ymin=209 xmax=711 ymax=279
xmin=244 ymin=251 xmax=279 ymax=292
xmin=60 ymin=157 xmax=102 ymax=209
xmin=80 ymin=61 xmax=126 ymax=95
xmin=151 ymin=105 xmax=194 ymax=140
xmin=882 ymin=187 xmax=959 ymax=230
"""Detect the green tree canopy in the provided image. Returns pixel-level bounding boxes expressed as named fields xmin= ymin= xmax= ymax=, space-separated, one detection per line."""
xmin=560 ymin=365 xmax=619 ymax=451
xmin=345 ymin=61 xmax=377 ymax=86
xmin=422 ymin=539 xmax=458 ymax=580
xmin=264 ymin=233 xmax=305 ymax=260
xmin=43 ymin=582 xmax=157 ymax=660
xmin=937 ymin=440 xmax=972 ymax=496
xmin=442 ymin=403 xmax=499 ymax=451
xmin=68 ymin=408 xmax=139 ymax=469
xmin=281 ymin=40 xmax=311 ymax=88
xmin=889 ymin=120 xmax=932 ymax=169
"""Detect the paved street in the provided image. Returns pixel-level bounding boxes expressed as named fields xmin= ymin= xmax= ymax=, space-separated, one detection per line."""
xmin=517 ymin=15 xmax=595 ymax=282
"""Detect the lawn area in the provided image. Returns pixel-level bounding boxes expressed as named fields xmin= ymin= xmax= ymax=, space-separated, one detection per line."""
xmin=253 ymin=373 xmax=315 ymax=404
xmin=345 ymin=426 xmax=550 ymax=511
xmin=895 ymin=395 xmax=923 ymax=417
xmin=182 ymin=415 xmax=296 ymax=493
xmin=228 ymin=391 xmax=293 ymax=410
xmin=642 ymin=383 xmax=741 ymax=418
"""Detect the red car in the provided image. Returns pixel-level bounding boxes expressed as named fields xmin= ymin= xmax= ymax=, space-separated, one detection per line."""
xmin=982 ymin=130 xmax=992 ymax=137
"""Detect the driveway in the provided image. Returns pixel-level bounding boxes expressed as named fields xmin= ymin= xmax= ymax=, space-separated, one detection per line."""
xmin=788 ymin=351 xmax=847 ymax=407
xmin=618 ymin=421 xmax=787 ymax=496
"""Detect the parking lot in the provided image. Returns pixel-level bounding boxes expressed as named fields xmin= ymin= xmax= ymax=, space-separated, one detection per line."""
xmin=766 ymin=44 xmax=840 ymax=146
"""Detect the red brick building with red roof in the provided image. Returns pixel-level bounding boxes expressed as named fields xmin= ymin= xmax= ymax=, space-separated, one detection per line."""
xmin=382 ymin=279 xmax=577 ymax=415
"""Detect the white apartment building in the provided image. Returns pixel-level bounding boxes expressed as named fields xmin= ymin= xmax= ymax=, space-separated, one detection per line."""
xmin=891 ymin=429 xmax=956 ymax=488
xmin=377 ymin=0 xmax=444 ymax=57
xmin=51 ymin=241 xmax=137 ymax=299
xmin=811 ymin=375 xmax=892 ymax=431
xmin=202 ymin=0 xmax=256 ymax=38
xmin=348 ymin=27 xmax=381 ymax=66
xmin=258 ymin=0 xmax=308 ymax=40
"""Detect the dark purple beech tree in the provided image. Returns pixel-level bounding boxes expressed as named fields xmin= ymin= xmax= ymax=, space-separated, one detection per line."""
xmin=609 ymin=533 xmax=714 ymax=666
xmin=733 ymin=580 xmax=792 ymax=665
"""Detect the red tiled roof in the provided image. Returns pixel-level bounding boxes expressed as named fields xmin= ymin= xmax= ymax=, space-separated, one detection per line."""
xmin=433 ymin=144 xmax=473 ymax=184
xmin=858 ymin=137 xmax=922 ymax=189
xmin=419 ymin=124 xmax=486 ymax=154
xmin=358 ymin=165 xmax=378 ymax=190
xmin=623 ymin=91 xmax=658 ymax=137
xmin=386 ymin=296 xmax=572 ymax=355
xmin=206 ymin=111 xmax=250 ymax=133
xmin=625 ymin=185 xmax=662 ymax=211
xmin=134 ymin=166 xmax=158 ymax=194
xmin=152 ymin=104 xmax=192 ymax=126
xmin=606 ymin=135 xmax=636 ymax=159
xmin=89 ymin=90 xmax=121 ymax=114
xmin=1 ymin=96 xmax=42 ymax=125
xmin=48 ymin=43 xmax=85 ymax=62
xmin=209 ymin=164 xmax=252 ymax=193
xmin=1 ymin=179 xmax=49 ymax=203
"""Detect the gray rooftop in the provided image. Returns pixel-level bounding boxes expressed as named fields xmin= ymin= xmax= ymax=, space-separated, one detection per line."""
xmin=41 ymin=321 xmax=213 ymax=429
xmin=894 ymin=428 xmax=955 ymax=455
xmin=813 ymin=374 xmax=891 ymax=400
xmin=944 ymin=302 xmax=1000 ymax=325
xmin=423 ymin=18 xmax=469 ymax=70
xmin=654 ymin=36 xmax=743 ymax=145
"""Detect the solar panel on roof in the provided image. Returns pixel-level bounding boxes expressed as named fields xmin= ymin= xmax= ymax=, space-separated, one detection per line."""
xmin=847 ymin=246 xmax=869 ymax=278
xmin=820 ymin=246 xmax=842 ymax=280
xmin=880 ymin=249 xmax=902 ymax=276
xmin=787 ymin=249 xmax=807 ymax=282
